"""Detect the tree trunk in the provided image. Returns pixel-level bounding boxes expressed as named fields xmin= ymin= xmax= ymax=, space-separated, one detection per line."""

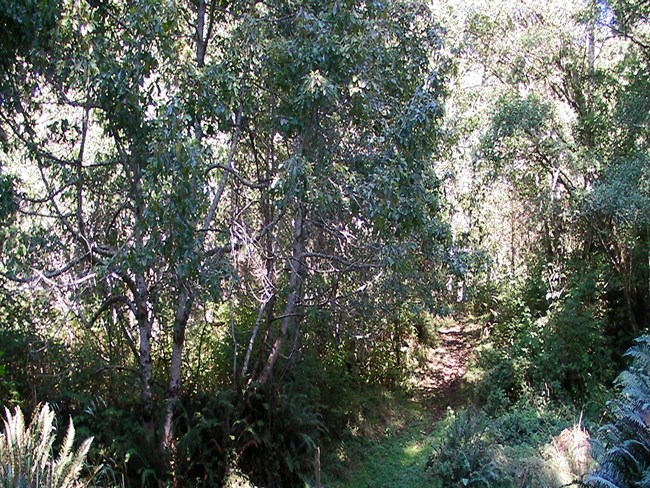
xmin=162 ymin=287 xmax=193 ymax=454
xmin=256 ymin=206 xmax=305 ymax=387
xmin=135 ymin=273 xmax=155 ymax=437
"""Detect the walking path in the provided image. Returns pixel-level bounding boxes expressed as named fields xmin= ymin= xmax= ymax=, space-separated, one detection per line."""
xmin=414 ymin=322 xmax=478 ymax=420
xmin=327 ymin=320 xmax=478 ymax=487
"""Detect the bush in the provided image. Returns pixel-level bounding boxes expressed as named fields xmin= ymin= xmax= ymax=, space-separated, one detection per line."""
xmin=539 ymin=283 xmax=612 ymax=401
xmin=173 ymin=383 xmax=324 ymax=487
xmin=0 ymin=403 xmax=93 ymax=488
xmin=427 ymin=409 xmax=500 ymax=487
xmin=237 ymin=386 xmax=324 ymax=487
xmin=75 ymin=399 xmax=160 ymax=487
xmin=473 ymin=273 xmax=613 ymax=411
xmin=175 ymin=391 xmax=234 ymax=486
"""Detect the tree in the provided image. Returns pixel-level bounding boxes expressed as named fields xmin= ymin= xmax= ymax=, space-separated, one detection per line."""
xmin=0 ymin=0 xmax=455 ymax=482
xmin=221 ymin=0 xmax=453 ymax=391
xmin=434 ymin=0 xmax=650 ymax=405
xmin=440 ymin=0 xmax=649 ymax=337
xmin=1 ymin=0 xmax=236 ymax=467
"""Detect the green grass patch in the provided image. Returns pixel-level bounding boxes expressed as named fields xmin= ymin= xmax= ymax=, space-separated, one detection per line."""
xmin=322 ymin=387 xmax=444 ymax=488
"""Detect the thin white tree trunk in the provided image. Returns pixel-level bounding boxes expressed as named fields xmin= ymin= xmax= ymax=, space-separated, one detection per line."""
xmin=256 ymin=207 xmax=305 ymax=387
xmin=162 ymin=288 xmax=193 ymax=452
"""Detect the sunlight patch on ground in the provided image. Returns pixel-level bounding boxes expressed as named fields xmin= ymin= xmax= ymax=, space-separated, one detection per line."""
xmin=403 ymin=440 xmax=425 ymax=459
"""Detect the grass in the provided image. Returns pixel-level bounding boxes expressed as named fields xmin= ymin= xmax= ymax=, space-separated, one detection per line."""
xmin=320 ymin=317 xmax=598 ymax=488
xmin=323 ymin=392 xmax=437 ymax=488
xmin=321 ymin=318 xmax=476 ymax=487
xmin=323 ymin=395 xmax=595 ymax=488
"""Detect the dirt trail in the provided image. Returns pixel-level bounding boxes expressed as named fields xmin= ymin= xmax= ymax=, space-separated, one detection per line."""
xmin=326 ymin=320 xmax=479 ymax=487
xmin=413 ymin=321 xmax=479 ymax=421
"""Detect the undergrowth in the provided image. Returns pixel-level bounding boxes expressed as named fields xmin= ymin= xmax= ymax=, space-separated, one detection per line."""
xmin=586 ymin=335 xmax=650 ymax=487
xmin=320 ymin=311 xmax=600 ymax=488
xmin=322 ymin=386 xmax=435 ymax=488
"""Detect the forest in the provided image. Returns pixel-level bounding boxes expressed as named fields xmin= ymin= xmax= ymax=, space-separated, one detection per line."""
xmin=0 ymin=0 xmax=649 ymax=486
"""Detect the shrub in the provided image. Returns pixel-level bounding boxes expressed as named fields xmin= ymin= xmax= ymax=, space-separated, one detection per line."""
xmin=176 ymin=391 xmax=233 ymax=486
xmin=539 ymin=284 xmax=612 ymax=402
xmin=0 ymin=403 xmax=93 ymax=488
xmin=174 ymin=383 xmax=324 ymax=487
xmin=75 ymin=399 xmax=160 ymax=487
xmin=237 ymin=386 xmax=324 ymax=487
xmin=474 ymin=274 xmax=613 ymax=412
xmin=427 ymin=409 xmax=500 ymax=487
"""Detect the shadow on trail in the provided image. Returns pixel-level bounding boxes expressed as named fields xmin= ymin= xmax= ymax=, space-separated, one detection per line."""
xmin=414 ymin=322 xmax=479 ymax=421
xmin=325 ymin=321 xmax=479 ymax=488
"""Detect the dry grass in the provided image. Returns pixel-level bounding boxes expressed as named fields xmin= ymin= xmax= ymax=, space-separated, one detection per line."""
xmin=496 ymin=420 xmax=594 ymax=487
xmin=542 ymin=423 xmax=593 ymax=486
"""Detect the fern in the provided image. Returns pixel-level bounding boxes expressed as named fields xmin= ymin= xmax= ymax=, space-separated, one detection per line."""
xmin=0 ymin=403 xmax=93 ymax=488
xmin=586 ymin=335 xmax=650 ymax=488
xmin=427 ymin=409 xmax=500 ymax=487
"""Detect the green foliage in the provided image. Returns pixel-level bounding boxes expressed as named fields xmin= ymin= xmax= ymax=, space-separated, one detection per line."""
xmin=174 ymin=383 xmax=325 ymax=487
xmin=175 ymin=391 xmax=234 ymax=486
xmin=484 ymin=93 xmax=554 ymax=154
xmin=0 ymin=0 xmax=454 ymax=481
xmin=0 ymin=403 xmax=93 ymax=488
xmin=473 ymin=272 xmax=613 ymax=412
xmin=0 ymin=0 xmax=60 ymax=91
xmin=451 ymin=0 xmax=647 ymax=417
xmin=478 ymin=90 xmax=568 ymax=199
xmin=472 ymin=280 xmax=546 ymax=412
xmin=0 ymin=175 xmax=17 ymax=226
xmin=0 ymin=0 xmax=59 ymax=56
xmin=0 ymin=290 xmax=67 ymax=408
xmin=237 ymin=386 xmax=324 ymax=487
xmin=489 ymin=407 xmax=556 ymax=448
xmin=7 ymin=0 xmax=650 ymax=486
xmin=589 ymin=157 xmax=650 ymax=229
xmin=586 ymin=335 xmax=650 ymax=488
xmin=425 ymin=405 xmax=591 ymax=488
xmin=541 ymin=283 xmax=612 ymax=400
xmin=323 ymin=389 xmax=435 ymax=488
xmin=74 ymin=400 xmax=160 ymax=488
xmin=427 ymin=409 xmax=500 ymax=487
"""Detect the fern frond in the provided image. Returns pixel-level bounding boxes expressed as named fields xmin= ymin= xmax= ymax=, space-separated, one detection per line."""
xmin=608 ymin=444 xmax=643 ymax=473
xmin=611 ymin=408 xmax=650 ymax=441
xmin=53 ymin=417 xmax=76 ymax=487
xmin=624 ymin=344 xmax=650 ymax=374
xmin=585 ymin=473 xmax=623 ymax=488
xmin=599 ymin=423 xmax=625 ymax=448
xmin=617 ymin=370 xmax=650 ymax=402
xmin=0 ymin=403 xmax=94 ymax=488
xmin=30 ymin=403 xmax=55 ymax=473
xmin=59 ymin=436 xmax=94 ymax=488
xmin=589 ymin=335 xmax=650 ymax=487
xmin=637 ymin=466 xmax=650 ymax=486
xmin=3 ymin=407 xmax=29 ymax=479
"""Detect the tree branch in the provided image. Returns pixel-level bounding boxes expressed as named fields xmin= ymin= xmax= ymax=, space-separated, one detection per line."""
xmin=202 ymin=103 xmax=244 ymax=231
xmin=0 ymin=252 xmax=91 ymax=284
xmin=205 ymin=163 xmax=270 ymax=189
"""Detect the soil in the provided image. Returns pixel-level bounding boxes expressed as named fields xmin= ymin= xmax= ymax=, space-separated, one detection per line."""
xmin=413 ymin=321 xmax=479 ymax=422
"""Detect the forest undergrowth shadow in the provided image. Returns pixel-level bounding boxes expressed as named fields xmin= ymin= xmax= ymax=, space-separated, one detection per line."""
xmin=323 ymin=316 xmax=478 ymax=487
